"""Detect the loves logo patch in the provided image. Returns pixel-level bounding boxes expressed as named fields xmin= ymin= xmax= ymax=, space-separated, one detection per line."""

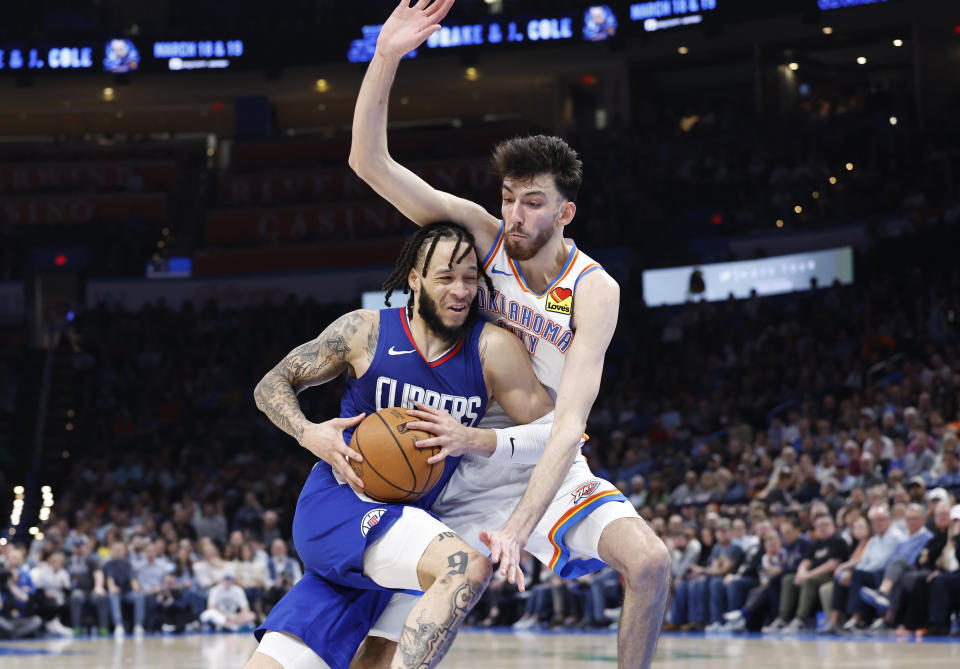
xmin=545 ymin=286 xmax=573 ymax=315
xmin=361 ymin=508 xmax=387 ymax=537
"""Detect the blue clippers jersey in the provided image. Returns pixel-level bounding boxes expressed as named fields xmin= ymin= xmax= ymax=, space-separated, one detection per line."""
xmin=338 ymin=306 xmax=488 ymax=508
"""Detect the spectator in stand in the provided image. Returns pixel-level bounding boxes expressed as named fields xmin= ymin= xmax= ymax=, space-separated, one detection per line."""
xmin=232 ymin=542 xmax=267 ymax=620
xmin=199 ymin=570 xmax=256 ymax=632
xmin=839 ymin=505 xmax=906 ymax=631
xmin=259 ymin=511 xmax=282 ymax=547
xmin=760 ymin=467 xmax=795 ymax=507
xmin=193 ymin=539 xmax=226 ymax=597
xmin=721 ymin=530 xmax=785 ymax=632
xmin=628 ymin=475 xmax=647 ymax=509
xmin=855 ymin=453 xmax=885 ymax=491
xmin=935 ymin=447 xmax=960 ymax=490
xmin=67 ymin=535 xmax=109 ymax=636
xmin=29 ymin=551 xmax=73 ymax=637
xmin=134 ymin=542 xmax=172 ymax=631
xmin=860 ymin=502 xmax=950 ymax=629
xmin=683 ymin=518 xmax=745 ymax=630
xmin=764 ymin=513 xmax=848 ymax=633
xmin=904 ymin=431 xmax=936 ymax=480
xmin=670 ymin=471 xmax=700 ymax=507
xmin=155 ymin=572 xmax=197 ymax=634
xmin=1 ymin=546 xmax=35 ymax=619
xmin=262 ymin=538 xmax=301 ymax=614
xmin=233 ymin=492 xmax=265 ymax=534
xmin=926 ymin=504 xmax=960 ymax=636
xmin=820 ymin=515 xmax=872 ymax=634
xmin=103 ymin=540 xmax=146 ymax=639
xmin=192 ymin=498 xmax=228 ymax=547
xmin=708 ymin=520 xmax=769 ymax=631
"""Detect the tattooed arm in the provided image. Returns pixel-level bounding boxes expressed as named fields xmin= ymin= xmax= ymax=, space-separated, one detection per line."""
xmin=253 ymin=309 xmax=379 ymax=489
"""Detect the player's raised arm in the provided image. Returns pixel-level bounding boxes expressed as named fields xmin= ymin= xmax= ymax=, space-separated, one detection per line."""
xmin=253 ymin=309 xmax=379 ymax=488
xmin=481 ymin=271 xmax=620 ymax=585
xmin=348 ymin=0 xmax=500 ymax=251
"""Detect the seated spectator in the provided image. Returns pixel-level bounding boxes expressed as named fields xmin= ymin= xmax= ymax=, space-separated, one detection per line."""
xmin=721 ymin=530 xmax=785 ymax=632
xmin=860 ymin=501 xmax=951 ymax=631
xmin=760 ymin=467 xmax=794 ymax=507
xmin=1 ymin=546 xmax=35 ymax=620
xmin=839 ymin=504 xmax=906 ymax=631
xmin=926 ymin=504 xmax=960 ymax=636
xmin=858 ymin=503 xmax=934 ymax=629
xmin=263 ymin=539 xmax=302 ymax=614
xmin=232 ymin=542 xmax=267 ymax=620
xmin=764 ymin=513 xmax=848 ymax=633
xmin=199 ymin=570 xmax=256 ymax=631
xmin=679 ymin=518 xmax=744 ymax=630
xmin=193 ymin=498 xmax=228 ymax=547
xmin=193 ymin=539 xmax=226 ymax=596
xmin=707 ymin=520 xmax=768 ymax=631
xmin=66 ymin=535 xmax=109 ymax=635
xmin=820 ymin=515 xmax=872 ymax=634
xmin=103 ymin=540 xmax=146 ymax=639
xmin=628 ymin=475 xmax=647 ymax=509
xmin=29 ymin=551 xmax=73 ymax=637
xmin=135 ymin=542 xmax=173 ymax=631
xmin=155 ymin=573 xmax=198 ymax=634
xmin=935 ymin=447 xmax=960 ymax=490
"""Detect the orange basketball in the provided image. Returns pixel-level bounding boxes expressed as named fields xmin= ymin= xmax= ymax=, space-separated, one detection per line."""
xmin=349 ymin=407 xmax=443 ymax=503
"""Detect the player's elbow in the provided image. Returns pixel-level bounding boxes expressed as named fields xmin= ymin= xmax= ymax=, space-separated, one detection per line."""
xmin=348 ymin=149 xmax=384 ymax=184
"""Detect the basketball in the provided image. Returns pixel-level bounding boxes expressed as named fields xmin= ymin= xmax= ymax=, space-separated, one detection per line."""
xmin=349 ymin=407 xmax=443 ymax=503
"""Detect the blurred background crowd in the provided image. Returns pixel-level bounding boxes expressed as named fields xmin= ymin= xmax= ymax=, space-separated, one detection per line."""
xmin=2 ymin=0 xmax=960 ymax=644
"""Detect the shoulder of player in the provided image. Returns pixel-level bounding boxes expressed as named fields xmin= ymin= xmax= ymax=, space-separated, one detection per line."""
xmin=572 ymin=264 xmax=618 ymax=300
xmin=477 ymin=321 xmax=526 ymax=369
xmin=570 ymin=268 xmax=619 ymax=332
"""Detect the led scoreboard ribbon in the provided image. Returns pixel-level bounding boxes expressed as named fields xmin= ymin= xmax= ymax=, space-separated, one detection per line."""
xmin=0 ymin=45 xmax=95 ymax=70
xmin=425 ymin=16 xmax=577 ymax=49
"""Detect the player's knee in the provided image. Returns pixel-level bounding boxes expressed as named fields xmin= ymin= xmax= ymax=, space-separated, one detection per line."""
xmin=608 ymin=520 xmax=670 ymax=591
xmin=463 ymin=551 xmax=493 ymax=591
xmin=243 ymin=652 xmax=284 ymax=669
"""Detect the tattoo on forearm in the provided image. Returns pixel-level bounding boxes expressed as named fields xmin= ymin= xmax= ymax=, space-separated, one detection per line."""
xmin=398 ymin=582 xmax=481 ymax=669
xmin=437 ymin=532 xmax=457 ymax=542
xmin=253 ymin=370 xmax=307 ymax=442
xmin=447 ymin=551 xmax=468 ymax=575
xmin=253 ymin=311 xmax=371 ymax=442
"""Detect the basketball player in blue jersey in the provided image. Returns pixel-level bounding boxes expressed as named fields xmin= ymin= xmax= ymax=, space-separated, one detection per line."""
xmin=245 ymin=223 xmax=556 ymax=669
xmin=348 ymin=2 xmax=671 ymax=667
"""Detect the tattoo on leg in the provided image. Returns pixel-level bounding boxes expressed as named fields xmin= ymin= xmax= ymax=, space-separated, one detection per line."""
xmin=447 ymin=551 xmax=468 ymax=575
xmin=398 ymin=582 xmax=480 ymax=669
xmin=437 ymin=532 xmax=457 ymax=542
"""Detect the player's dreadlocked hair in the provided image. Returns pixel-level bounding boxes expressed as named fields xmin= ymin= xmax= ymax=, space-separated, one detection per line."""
xmin=381 ymin=222 xmax=493 ymax=320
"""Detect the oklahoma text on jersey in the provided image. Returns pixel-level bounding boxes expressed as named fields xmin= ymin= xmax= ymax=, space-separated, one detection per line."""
xmin=476 ymin=286 xmax=573 ymax=355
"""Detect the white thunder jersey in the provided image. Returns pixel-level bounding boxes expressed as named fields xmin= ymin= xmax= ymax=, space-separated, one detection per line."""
xmin=433 ymin=221 xmax=603 ymax=527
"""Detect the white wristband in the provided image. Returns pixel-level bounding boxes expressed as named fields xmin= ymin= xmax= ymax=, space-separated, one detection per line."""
xmin=490 ymin=411 xmax=555 ymax=464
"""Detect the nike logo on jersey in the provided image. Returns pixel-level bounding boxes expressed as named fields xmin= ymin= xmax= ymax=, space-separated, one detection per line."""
xmin=510 ymin=437 xmax=517 ymax=458
xmin=387 ymin=346 xmax=416 ymax=356
xmin=491 ymin=265 xmax=513 ymax=276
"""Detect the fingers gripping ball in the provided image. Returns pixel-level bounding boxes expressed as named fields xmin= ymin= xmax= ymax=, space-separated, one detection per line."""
xmin=349 ymin=408 xmax=443 ymax=503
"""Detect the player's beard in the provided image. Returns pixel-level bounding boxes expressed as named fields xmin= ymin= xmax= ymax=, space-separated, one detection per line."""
xmin=417 ymin=287 xmax=477 ymax=345
xmin=503 ymin=220 xmax=555 ymax=261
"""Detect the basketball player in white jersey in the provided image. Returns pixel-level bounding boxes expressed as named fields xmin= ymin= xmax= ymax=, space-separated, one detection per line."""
xmin=348 ymin=2 xmax=670 ymax=667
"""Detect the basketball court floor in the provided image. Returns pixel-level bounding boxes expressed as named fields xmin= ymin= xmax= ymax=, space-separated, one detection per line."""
xmin=1 ymin=629 xmax=958 ymax=668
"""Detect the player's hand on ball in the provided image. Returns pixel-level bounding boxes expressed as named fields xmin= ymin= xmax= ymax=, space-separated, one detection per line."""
xmin=407 ymin=402 xmax=481 ymax=463
xmin=479 ymin=527 xmax=526 ymax=593
xmin=377 ymin=0 xmax=456 ymax=60
xmin=299 ymin=414 xmax=366 ymax=491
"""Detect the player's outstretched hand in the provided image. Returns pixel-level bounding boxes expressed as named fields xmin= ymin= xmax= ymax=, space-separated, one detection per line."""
xmin=407 ymin=401 xmax=483 ymax=464
xmin=376 ymin=0 xmax=456 ymax=60
xmin=479 ymin=527 xmax=526 ymax=593
xmin=300 ymin=414 xmax=366 ymax=491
